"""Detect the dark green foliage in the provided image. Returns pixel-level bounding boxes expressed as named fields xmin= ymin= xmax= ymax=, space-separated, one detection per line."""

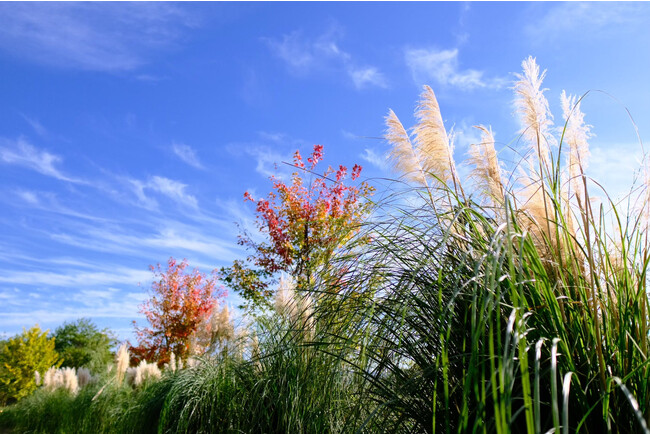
xmin=52 ymin=318 xmax=116 ymax=371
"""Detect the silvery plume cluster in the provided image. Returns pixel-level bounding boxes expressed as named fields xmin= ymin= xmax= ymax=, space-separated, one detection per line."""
xmin=35 ymin=366 xmax=93 ymax=395
xmin=189 ymin=304 xmax=236 ymax=356
xmin=274 ymin=273 xmax=314 ymax=332
xmin=385 ymin=56 xmax=644 ymax=274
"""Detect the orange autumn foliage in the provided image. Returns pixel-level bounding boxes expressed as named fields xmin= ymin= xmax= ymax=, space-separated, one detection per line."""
xmin=130 ymin=258 xmax=225 ymax=365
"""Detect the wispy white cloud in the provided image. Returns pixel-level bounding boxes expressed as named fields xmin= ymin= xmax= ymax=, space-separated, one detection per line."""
xmin=135 ymin=74 xmax=167 ymax=83
xmin=10 ymin=189 xmax=110 ymax=222
xmin=258 ymin=131 xmax=288 ymax=143
xmin=588 ymin=142 xmax=644 ymax=204
xmin=240 ymin=69 xmax=270 ymax=107
xmin=171 ymin=142 xmax=204 ymax=169
xmin=0 ymin=266 xmax=151 ymax=287
xmin=0 ymin=137 xmax=81 ymax=182
xmin=454 ymin=2 xmax=472 ymax=46
xmin=525 ymin=2 xmax=650 ymax=44
xmin=0 ymin=2 xmax=196 ymax=72
xmin=129 ymin=179 xmax=158 ymax=209
xmin=264 ymin=28 xmax=351 ymax=74
xmin=149 ymin=176 xmax=198 ymax=208
xmin=405 ymin=48 xmax=505 ymax=91
xmin=20 ymin=114 xmax=48 ymax=137
xmin=246 ymin=146 xmax=294 ymax=179
xmin=265 ymin=27 xmax=387 ymax=89
xmin=452 ymin=121 xmax=484 ymax=153
xmin=129 ymin=176 xmax=198 ymax=209
xmin=80 ymin=287 xmax=119 ymax=300
xmin=229 ymin=139 xmax=303 ymax=180
xmin=0 ymin=249 xmax=114 ymax=271
xmin=265 ymin=30 xmax=320 ymax=74
xmin=0 ymin=297 xmax=146 ymax=328
xmin=16 ymin=190 xmax=39 ymax=205
xmin=360 ymin=148 xmax=389 ymax=171
xmin=349 ymin=67 xmax=388 ymax=90
xmin=49 ymin=220 xmax=240 ymax=264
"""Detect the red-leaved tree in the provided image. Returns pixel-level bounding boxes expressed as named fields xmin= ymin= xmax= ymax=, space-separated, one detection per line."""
xmin=220 ymin=144 xmax=374 ymax=309
xmin=130 ymin=258 xmax=225 ymax=365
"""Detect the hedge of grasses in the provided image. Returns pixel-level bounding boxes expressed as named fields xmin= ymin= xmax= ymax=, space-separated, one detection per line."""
xmin=2 ymin=56 xmax=649 ymax=433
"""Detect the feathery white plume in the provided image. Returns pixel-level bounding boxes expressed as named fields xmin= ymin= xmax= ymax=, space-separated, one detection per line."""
xmin=77 ymin=367 xmax=92 ymax=388
xmin=413 ymin=85 xmax=458 ymax=187
xmin=275 ymin=273 xmax=298 ymax=318
xmin=514 ymin=56 xmax=555 ymax=170
xmin=213 ymin=305 xmax=235 ymax=343
xmin=560 ymin=90 xmax=591 ymax=202
xmin=275 ymin=273 xmax=314 ymax=331
xmin=126 ymin=360 xmax=161 ymax=387
xmin=43 ymin=366 xmax=79 ymax=394
xmin=169 ymin=352 xmax=177 ymax=372
xmin=62 ymin=367 xmax=78 ymax=394
xmin=43 ymin=366 xmax=57 ymax=389
xmin=115 ymin=343 xmax=130 ymax=383
xmin=468 ymin=125 xmax=504 ymax=205
xmin=386 ymin=109 xmax=427 ymax=186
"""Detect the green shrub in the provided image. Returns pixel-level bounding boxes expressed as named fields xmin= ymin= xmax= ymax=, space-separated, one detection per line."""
xmin=52 ymin=318 xmax=116 ymax=371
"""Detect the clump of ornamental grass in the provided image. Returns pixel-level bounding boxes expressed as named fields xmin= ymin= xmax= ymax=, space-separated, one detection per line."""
xmin=1 ymin=356 xmax=176 ymax=434
xmin=125 ymin=360 xmax=162 ymax=388
xmin=158 ymin=281 xmax=369 ymax=434
xmin=313 ymin=56 xmax=650 ymax=432
xmin=161 ymin=305 xmax=362 ymax=432
xmin=42 ymin=366 xmax=80 ymax=394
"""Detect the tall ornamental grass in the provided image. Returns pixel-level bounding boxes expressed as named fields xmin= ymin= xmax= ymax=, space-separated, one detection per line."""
xmin=314 ymin=56 xmax=650 ymax=432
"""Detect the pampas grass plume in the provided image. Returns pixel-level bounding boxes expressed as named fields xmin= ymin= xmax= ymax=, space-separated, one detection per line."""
xmin=275 ymin=273 xmax=298 ymax=318
xmin=413 ymin=85 xmax=457 ymax=186
xmin=42 ymin=366 xmax=80 ymax=394
xmin=77 ymin=367 xmax=92 ymax=388
xmin=468 ymin=125 xmax=504 ymax=205
xmin=125 ymin=360 xmax=161 ymax=387
xmin=169 ymin=352 xmax=177 ymax=372
xmin=561 ymin=90 xmax=591 ymax=202
xmin=214 ymin=305 xmax=235 ymax=343
xmin=62 ymin=367 xmax=78 ymax=395
xmin=514 ymin=56 xmax=555 ymax=169
xmin=386 ymin=109 xmax=427 ymax=186
xmin=115 ymin=343 xmax=130 ymax=383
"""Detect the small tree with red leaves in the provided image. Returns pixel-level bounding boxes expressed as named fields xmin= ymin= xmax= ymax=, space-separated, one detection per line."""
xmin=130 ymin=258 xmax=225 ymax=365
xmin=220 ymin=144 xmax=374 ymax=310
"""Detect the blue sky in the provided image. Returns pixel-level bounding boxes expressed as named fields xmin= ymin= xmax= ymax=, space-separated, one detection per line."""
xmin=1 ymin=2 xmax=649 ymax=341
